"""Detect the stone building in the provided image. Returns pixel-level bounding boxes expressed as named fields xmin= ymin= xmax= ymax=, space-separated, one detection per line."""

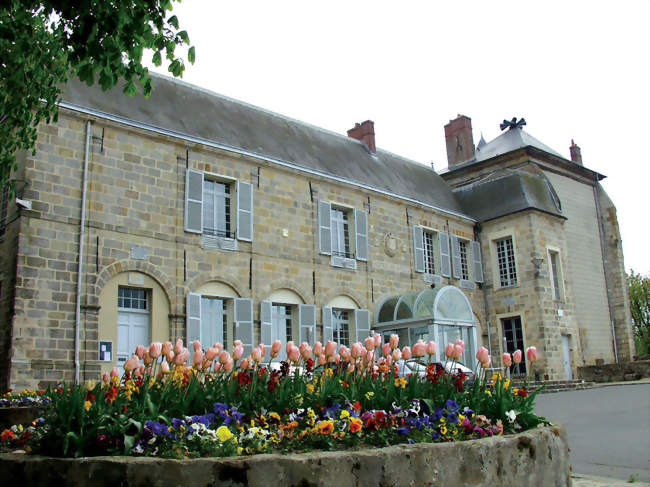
xmin=0 ymin=74 xmax=634 ymax=390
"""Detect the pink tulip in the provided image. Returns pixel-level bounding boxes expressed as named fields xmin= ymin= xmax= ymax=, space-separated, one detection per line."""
xmin=192 ymin=350 xmax=204 ymax=368
xmin=412 ymin=342 xmax=426 ymax=358
xmin=392 ymin=348 xmax=402 ymax=362
xmin=325 ymin=340 xmax=337 ymax=357
xmin=374 ymin=333 xmax=382 ymax=348
xmin=124 ymin=355 xmax=139 ymax=372
xmin=192 ymin=340 xmax=202 ymax=352
xmin=166 ymin=350 xmax=175 ymax=363
xmin=258 ymin=343 xmax=267 ymax=359
xmin=271 ymin=340 xmax=282 ymax=358
xmin=133 ymin=366 xmax=142 ymax=378
xmin=219 ymin=351 xmax=231 ymax=364
xmin=339 ymin=346 xmax=351 ymax=361
xmin=454 ymin=344 xmax=464 ymax=360
xmin=334 ymin=354 xmax=341 ymax=364
xmin=177 ymin=348 xmax=189 ymax=365
xmin=102 ymin=373 xmax=110 ymax=384
xmin=364 ymin=336 xmax=375 ymax=352
xmin=110 ymin=366 xmax=120 ymax=378
xmin=455 ymin=339 xmax=465 ymax=353
xmin=161 ymin=341 xmax=172 ymax=358
xmin=286 ymin=341 xmax=295 ymax=354
xmin=240 ymin=358 xmax=250 ymax=370
xmin=402 ymin=346 xmax=412 ymax=360
xmin=513 ymin=349 xmax=522 ymax=364
xmin=143 ymin=352 xmax=153 ymax=366
xmin=224 ymin=358 xmax=234 ymax=372
xmin=481 ymin=355 xmax=492 ymax=368
xmin=386 ymin=355 xmax=392 ymax=366
xmin=382 ymin=343 xmax=391 ymax=357
xmin=213 ymin=343 xmax=223 ymax=355
xmin=288 ymin=346 xmax=300 ymax=363
xmin=318 ymin=354 xmax=327 ymax=366
xmin=389 ymin=334 xmax=399 ymax=350
xmin=232 ymin=346 xmax=244 ymax=361
xmin=251 ymin=347 xmax=263 ymax=363
xmin=174 ymin=339 xmax=184 ymax=355
xmin=135 ymin=345 xmax=146 ymax=360
xmin=426 ymin=341 xmax=437 ymax=356
xmin=213 ymin=361 xmax=222 ymax=373
xmin=205 ymin=347 xmax=219 ymax=361
xmin=347 ymin=363 xmax=355 ymax=373
xmin=476 ymin=346 xmax=489 ymax=364
xmin=366 ymin=350 xmax=375 ymax=363
xmin=300 ymin=345 xmax=312 ymax=361
xmin=149 ymin=342 xmax=162 ymax=359
xmin=234 ymin=340 xmax=243 ymax=349
xmin=313 ymin=341 xmax=323 ymax=357
xmin=160 ymin=361 xmax=170 ymax=374
xmin=526 ymin=346 xmax=538 ymax=363
xmin=502 ymin=353 xmax=513 ymax=367
xmin=351 ymin=342 xmax=364 ymax=359
xmin=445 ymin=343 xmax=455 ymax=359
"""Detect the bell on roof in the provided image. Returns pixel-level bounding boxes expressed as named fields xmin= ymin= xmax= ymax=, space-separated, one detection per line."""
xmin=476 ymin=133 xmax=487 ymax=151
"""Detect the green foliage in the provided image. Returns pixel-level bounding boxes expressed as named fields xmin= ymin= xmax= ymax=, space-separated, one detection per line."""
xmin=628 ymin=271 xmax=650 ymax=356
xmin=0 ymin=0 xmax=195 ymax=187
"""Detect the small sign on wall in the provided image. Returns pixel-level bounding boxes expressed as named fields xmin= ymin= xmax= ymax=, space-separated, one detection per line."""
xmin=99 ymin=341 xmax=113 ymax=362
xmin=130 ymin=245 xmax=147 ymax=260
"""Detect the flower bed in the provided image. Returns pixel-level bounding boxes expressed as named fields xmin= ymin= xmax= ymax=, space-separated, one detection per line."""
xmin=0 ymin=336 xmax=544 ymax=461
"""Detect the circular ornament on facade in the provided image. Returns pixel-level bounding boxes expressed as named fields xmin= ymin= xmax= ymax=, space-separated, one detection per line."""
xmin=383 ymin=233 xmax=399 ymax=257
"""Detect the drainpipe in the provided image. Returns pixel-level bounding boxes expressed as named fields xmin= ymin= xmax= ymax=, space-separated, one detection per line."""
xmin=74 ymin=121 xmax=92 ymax=384
xmin=593 ymin=176 xmax=618 ymax=364
xmin=474 ymin=224 xmax=492 ymax=357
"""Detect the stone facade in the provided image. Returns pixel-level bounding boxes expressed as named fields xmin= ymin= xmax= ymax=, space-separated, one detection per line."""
xmin=0 ymin=79 xmax=635 ymax=390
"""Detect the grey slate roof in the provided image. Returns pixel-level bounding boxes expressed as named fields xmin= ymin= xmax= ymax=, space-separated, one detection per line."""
xmin=453 ymin=169 xmax=564 ymax=222
xmin=474 ymin=127 xmax=564 ymax=162
xmin=60 ymin=74 xmax=467 ymax=217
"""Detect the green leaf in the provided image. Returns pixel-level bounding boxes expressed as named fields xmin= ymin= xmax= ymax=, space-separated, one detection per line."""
xmin=152 ymin=51 xmax=162 ymax=66
xmin=168 ymin=15 xmax=179 ymax=29
xmin=123 ymin=434 xmax=135 ymax=453
xmin=188 ymin=46 xmax=195 ymax=64
xmin=123 ymin=80 xmax=137 ymax=97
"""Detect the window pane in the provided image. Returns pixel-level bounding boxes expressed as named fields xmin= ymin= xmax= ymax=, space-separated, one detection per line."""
xmin=423 ymin=231 xmax=436 ymax=274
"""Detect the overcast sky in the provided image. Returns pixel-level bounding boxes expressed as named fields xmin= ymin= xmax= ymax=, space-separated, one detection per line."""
xmin=150 ymin=1 xmax=650 ymax=274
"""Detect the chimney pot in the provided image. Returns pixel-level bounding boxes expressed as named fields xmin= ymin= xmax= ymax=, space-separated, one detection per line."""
xmin=347 ymin=120 xmax=376 ymax=154
xmin=444 ymin=115 xmax=475 ymax=167
xmin=570 ymin=139 xmax=583 ymax=165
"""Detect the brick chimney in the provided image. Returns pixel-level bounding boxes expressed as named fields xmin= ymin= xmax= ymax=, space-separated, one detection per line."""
xmin=569 ymin=139 xmax=583 ymax=165
xmin=347 ymin=120 xmax=376 ymax=154
xmin=444 ymin=115 xmax=475 ymax=167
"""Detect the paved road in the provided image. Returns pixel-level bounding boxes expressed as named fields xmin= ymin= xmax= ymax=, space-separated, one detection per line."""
xmin=535 ymin=383 xmax=650 ymax=482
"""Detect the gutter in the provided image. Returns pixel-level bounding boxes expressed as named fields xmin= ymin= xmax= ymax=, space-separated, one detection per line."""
xmin=74 ymin=120 xmax=91 ymax=384
xmin=474 ymin=224 xmax=492 ymax=358
xmin=57 ymin=101 xmax=475 ymax=223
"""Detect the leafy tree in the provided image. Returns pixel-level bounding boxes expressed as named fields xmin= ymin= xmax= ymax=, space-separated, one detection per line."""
xmin=0 ymin=0 xmax=195 ymax=187
xmin=627 ymin=271 xmax=650 ymax=356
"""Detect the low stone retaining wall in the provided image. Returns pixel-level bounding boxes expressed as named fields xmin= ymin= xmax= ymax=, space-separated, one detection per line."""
xmin=0 ymin=407 xmax=46 ymax=431
xmin=578 ymin=360 xmax=650 ymax=382
xmin=0 ymin=425 xmax=569 ymax=487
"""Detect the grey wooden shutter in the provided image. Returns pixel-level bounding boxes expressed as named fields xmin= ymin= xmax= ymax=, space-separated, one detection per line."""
xmin=354 ymin=209 xmax=368 ymax=261
xmin=237 ymin=181 xmax=253 ymax=241
xmin=413 ymin=226 xmax=425 ymax=273
xmin=234 ymin=298 xmax=254 ymax=356
xmin=186 ymin=293 xmax=202 ymax=345
xmin=354 ymin=309 xmax=371 ymax=343
xmin=322 ymin=307 xmax=333 ymax=343
xmin=439 ymin=232 xmax=451 ymax=277
xmin=471 ymin=240 xmax=484 ymax=283
xmin=260 ymin=300 xmax=273 ymax=360
xmin=184 ymin=169 xmax=203 ymax=234
xmin=298 ymin=304 xmax=316 ymax=344
xmin=451 ymin=235 xmax=461 ymax=279
xmin=318 ymin=200 xmax=332 ymax=255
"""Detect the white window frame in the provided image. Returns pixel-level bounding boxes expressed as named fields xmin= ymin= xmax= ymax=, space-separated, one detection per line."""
xmin=117 ymin=287 xmax=150 ymax=364
xmin=547 ymin=247 xmax=564 ymax=301
xmin=490 ymin=232 xmax=518 ymax=289
xmin=458 ymin=238 xmax=470 ymax=281
xmin=203 ymin=177 xmax=234 ymax=239
xmin=271 ymin=303 xmax=295 ymax=359
xmin=423 ymin=228 xmax=438 ymax=276
xmin=328 ymin=202 xmax=358 ymax=270
xmin=332 ymin=308 xmax=351 ymax=347
xmin=200 ymin=295 xmax=230 ymax=346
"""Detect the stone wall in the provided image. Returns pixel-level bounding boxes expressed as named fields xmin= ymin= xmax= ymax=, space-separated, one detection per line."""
xmin=8 ymin=109 xmax=486 ymax=389
xmin=578 ymin=360 xmax=650 ymax=382
xmin=0 ymin=425 xmax=570 ymax=487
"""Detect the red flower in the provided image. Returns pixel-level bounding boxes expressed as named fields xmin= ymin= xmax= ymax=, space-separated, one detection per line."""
xmin=1 ymin=429 xmax=15 ymax=442
xmin=374 ymin=410 xmax=386 ymax=422
xmin=353 ymin=401 xmax=362 ymax=411
xmin=516 ymin=387 xmax=529 ymax=398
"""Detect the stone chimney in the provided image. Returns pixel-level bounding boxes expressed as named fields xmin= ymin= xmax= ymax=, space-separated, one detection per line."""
xmin=569 ymin=139 xmax=583 ymax=165
xmin=444 ymin=115 xmax=475 ymax=167
xmin=347 ymin=120 xmax=376 ymax=154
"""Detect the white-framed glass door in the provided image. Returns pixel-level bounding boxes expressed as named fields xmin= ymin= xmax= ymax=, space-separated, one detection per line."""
xmin=272 ymin=304 xmax=292 ymax=360
xmin=117 ymin=287 xmax=150 ymax=365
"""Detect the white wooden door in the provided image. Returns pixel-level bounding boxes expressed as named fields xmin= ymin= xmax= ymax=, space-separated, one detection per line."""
xmin=562 ymin=335 xmax=572 ymax=380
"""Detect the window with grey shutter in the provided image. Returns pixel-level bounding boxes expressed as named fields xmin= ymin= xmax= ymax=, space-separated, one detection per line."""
xmin=260 ymin=300 xmax=273 ymax=360
xmin=354 ymin=309 xmax=371 ymax=343
xmin=298 ymin=304 xmax=316 ymax=344
xmin=354 ymin=209 xmax=368 ymax=261
xmin=322 ymin=307 xmax=333 ymax=343
xmin=234 ymin=298 xmax=254 ymax=356
xmin=451 ymin=235 xmax=462 ymax=279
xmin=438 ymin=232 xmax=451 ymax=277
xmin=236 ymin=181 xmax=253 ymax=241
xmin=200 ymin=297 xmax=224 ymax=347
xmin=185 ymin=169 xmax=203 ymax=234
xmin=413 ymin=226 xmax=425 ymax=273
xmin=186 ymin=293 xmax=202 ymax=345
xmin=318 ymin=201 xmax=332 ymax=255
xmin=471 ymin=241 xmax=484 ymax=283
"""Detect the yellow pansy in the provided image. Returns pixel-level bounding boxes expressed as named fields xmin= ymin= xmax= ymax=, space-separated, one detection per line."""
xmin=216 ymin=425 xmax=233 ymax=442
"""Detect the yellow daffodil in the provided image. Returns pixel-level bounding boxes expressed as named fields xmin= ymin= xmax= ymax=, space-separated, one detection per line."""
xmin=83 ymin=400 xmax=92 ymax=411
